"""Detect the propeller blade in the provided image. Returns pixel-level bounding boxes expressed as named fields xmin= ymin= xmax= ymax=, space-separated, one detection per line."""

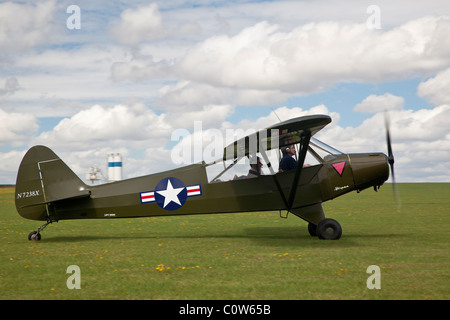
xmin=384 ymin=112 xmax=401 ymax=209
xmin=384 ymin=112 xmax=394 ymax=163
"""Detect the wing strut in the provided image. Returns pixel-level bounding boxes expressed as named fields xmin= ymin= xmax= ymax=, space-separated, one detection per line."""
xmin=287 ymin=131 xmax=311 ymax=210
xmin=271 ymin=174 xmax=289 ymax=209
xmin=269 ymin=131 xmax=311 ymax=212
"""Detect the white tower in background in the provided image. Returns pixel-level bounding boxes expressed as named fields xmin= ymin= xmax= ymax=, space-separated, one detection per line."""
xmin=108 ymin=154 xmax=115 ymax=182
xmin=114 ymin=153 xmax=122 ymax=181
xmin=108 ymin=153 xmax=123 ymax=182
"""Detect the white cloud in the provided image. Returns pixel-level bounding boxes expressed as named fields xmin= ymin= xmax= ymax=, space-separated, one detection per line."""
xmin=34 ymin=103 xmax=170 ymax=149
xmin=0 ymin=0 xmax=58 ymax=51
xmin=0 ymin=150 xmax=26 ymax=182
xmin=158 ymin=1 xmax=450 ymax=38
xmin=391 ymin=105 xmax=450 ymax=141
xmin=119 ymin=16 xmax=450 ymax=110
xmin=177 ymin=17 xmax=450 ymax=94
xmin=111 ymin=54 xmax=175 ymax=82
xmin=107 ymin=9 xmax=450 ymax=114
xmin=354 ymin=93 xmax=405 ymax=113
xmin=417 ymin=67 xmax=450 ymax=105
xmin=110 ymin=3 xmax=165 ymax=45
xmin=0 ymin=109 xmax=38 ymax=146
xmin=110 ymin=2 xmax=203 ymax=46
xmin=0 ymin=77 xmax=21 ymax=96
xmin=9 ymin=45 xmax=160 ymax=117
xmin=31 ymin=100 xmax=233 ymax=161
xmin=167 ymin=104 xmax=234 ymax=129
xmin=155 ymin=81 xmax=290 ymax=111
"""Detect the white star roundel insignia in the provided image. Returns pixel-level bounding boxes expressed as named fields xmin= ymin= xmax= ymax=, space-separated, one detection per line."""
xmin=155 ymin=177 xmax=186 ymax=210
xmin=140 ymin=177 xmax=202 ymax=211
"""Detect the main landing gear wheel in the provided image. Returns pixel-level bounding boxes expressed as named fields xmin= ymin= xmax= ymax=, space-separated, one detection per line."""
xmin=307 ymin=222 xmax=317 ymax=237
xmin=316 ymin=218 xmax=342 ymax=240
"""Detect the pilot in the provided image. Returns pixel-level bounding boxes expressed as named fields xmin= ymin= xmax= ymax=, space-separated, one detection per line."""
xmin=233 ymin=156 xmax=263 ymax=179
xmin=247 ymin=156 xmax=263 ymax=178
xmin=278 ymin=145 xmax=297 ymax=172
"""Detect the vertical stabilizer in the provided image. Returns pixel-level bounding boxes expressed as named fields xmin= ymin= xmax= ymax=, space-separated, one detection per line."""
xmin=15 ymin=146 xmax=89 ymax=221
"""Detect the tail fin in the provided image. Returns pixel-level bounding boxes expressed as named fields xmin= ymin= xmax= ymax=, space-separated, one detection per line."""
xmin=15 ymin=146 xmax=89 ymax=221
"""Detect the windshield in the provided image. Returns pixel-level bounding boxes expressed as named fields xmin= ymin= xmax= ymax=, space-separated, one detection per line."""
xmin=307 ymin=137 xmax=343 ymax=163
xmin=310 ymin=137 xmax=343 ymax=155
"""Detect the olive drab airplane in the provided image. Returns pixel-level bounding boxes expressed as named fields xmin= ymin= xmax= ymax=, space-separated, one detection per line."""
xmin=15 ymin=114 xmax=397 ymax=241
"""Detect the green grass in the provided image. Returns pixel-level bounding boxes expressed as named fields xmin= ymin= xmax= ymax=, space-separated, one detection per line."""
xmin=1 ymin=183 xmax=449 ymax=299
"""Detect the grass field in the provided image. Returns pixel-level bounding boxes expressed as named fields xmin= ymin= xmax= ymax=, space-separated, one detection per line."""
xmin=1 ymin=183 xmax=449 ymax=300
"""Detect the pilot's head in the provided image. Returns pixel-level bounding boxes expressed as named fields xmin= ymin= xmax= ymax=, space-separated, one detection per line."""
xmin=249 ymin=155 xmax=262 ymax=170
xmin=281 ymin=145 xmax=295 ymax=156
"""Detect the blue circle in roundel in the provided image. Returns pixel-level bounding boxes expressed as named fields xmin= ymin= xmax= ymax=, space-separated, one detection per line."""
xmin=154 ymin=177 xmax=187 ymax=211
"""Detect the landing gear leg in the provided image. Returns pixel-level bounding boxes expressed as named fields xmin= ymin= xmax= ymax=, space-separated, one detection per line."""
xmin=28 ymin=202 xmax=58 ymax=241
xmin=28 ymin=220 xmax=54 ymax=241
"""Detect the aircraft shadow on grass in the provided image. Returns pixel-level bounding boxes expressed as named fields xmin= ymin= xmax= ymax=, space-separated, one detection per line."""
xmin=43 ymin=226 xmax=405 ymax=247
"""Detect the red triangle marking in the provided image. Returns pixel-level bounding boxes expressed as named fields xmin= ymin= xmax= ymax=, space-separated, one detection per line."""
xmin=332 ymin=161 xmax=346 ymax=176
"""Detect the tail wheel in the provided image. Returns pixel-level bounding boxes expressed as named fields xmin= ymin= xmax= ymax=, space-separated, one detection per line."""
xmin=317 ymin=218 xmax=342 ymax=240
xmin=27 ymin=219 xmax=53 ymax=241
xmin=28 ymin=231 xmax=41 ymax=241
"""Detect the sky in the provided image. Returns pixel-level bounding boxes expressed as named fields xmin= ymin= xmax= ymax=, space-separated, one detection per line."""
xmin=1 ymin=0 xmax=450 ymax=184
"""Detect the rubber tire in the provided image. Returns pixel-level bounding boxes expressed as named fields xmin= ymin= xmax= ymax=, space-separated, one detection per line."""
xmin=316 ymin=218 xmax=342 ymax=240
xmin=28 ymin=231 xmax=41 ymax=241
xmin=307 ymin=222 xmax=317 ymax=237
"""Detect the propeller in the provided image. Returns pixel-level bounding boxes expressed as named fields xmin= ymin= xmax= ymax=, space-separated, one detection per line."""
xmin=384 ymin=112 xmax=401 ymax=209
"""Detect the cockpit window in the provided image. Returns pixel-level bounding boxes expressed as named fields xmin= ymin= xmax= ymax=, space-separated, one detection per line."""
xmin=206 ymin=137 xmax=343 ymax=183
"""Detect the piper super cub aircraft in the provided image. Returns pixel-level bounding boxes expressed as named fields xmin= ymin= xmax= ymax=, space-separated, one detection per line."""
xmin=15 ymin=114 xmax=396 ymax=241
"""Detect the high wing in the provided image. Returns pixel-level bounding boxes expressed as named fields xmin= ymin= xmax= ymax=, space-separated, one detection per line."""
xmin=223 ymin=114 xmax=332 ymax=161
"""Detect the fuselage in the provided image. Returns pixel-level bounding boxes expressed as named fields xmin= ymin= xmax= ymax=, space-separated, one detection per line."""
xmin=17 ymin=153 xmax=389 ymax=223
